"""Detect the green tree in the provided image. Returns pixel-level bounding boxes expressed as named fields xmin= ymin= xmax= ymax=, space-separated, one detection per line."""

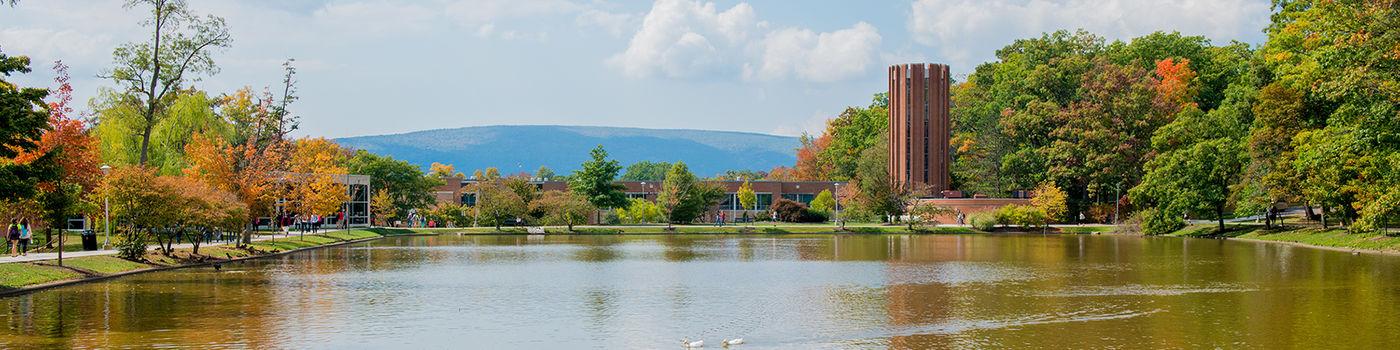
xmin=534 ymin=165 xmax=557 ymax=181
xmin=615 ymin=198 xmax=664 ymax=224
xmin=656 ymin=162 xmax=723 ymax=225
xmin=1263 ymin=0 xmax=1399 ymax=232
xmin=1132 ymin=106 xmax=1248 ymax=232
xmin=345 ymin=150 xmax=441 ymax=221
xmin=852 ymin=140 xmax=904 ymax=221
xmin=0 ymin=51 xmax=58 ymax=202
xmin=531 ymin=190 xmax=594 ymax=231
xmin=569 ymin=145 xmax=628 ymax=219
xmin=477 ymin=179 xmax=527 ymax=230
xmin=737 ymin=179 xmax=756 ymax=211
xmin=621 ymin=160 xmax=671 ymax=181
xmin=810 ymin=189 xmax=836 ymax=214
xmin=102 ymin=0 xmax=231 ymax=165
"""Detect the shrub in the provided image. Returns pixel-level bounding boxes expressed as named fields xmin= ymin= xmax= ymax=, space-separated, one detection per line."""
xmin=908 ymin=203 xmax=952 ymax=229
xmin=992 ymin=204 xmax=1049 ymax=229
xmin=1135 ymin=208 xmax=1185 ymax=235
xmin=772 ymin=199 xmax=827 ymax=223
xmin=968 ymin=211 xmax=998 ymax=231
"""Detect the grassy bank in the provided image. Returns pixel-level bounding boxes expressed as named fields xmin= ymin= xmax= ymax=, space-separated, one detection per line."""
xmin=1 ymin=229 xmax=398 ymax=295
xmin=402 ymin=224 xmax=981 ymax=235
xmin=1163 ymin=223 xmax=1400 ymax=254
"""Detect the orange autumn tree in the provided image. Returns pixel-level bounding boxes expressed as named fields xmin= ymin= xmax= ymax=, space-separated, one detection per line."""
xmin=185 ymin=133 xmax=289 ymax=245
xmin=287 ymin=137 xmax=349 ymax=224
xmin=1154 ymin=58 xmax=1198 ymax=110
xmin=11 ymin=61 xmax=101 ymax=247
xmin=793 ymin=133 xmax=832 ymax=180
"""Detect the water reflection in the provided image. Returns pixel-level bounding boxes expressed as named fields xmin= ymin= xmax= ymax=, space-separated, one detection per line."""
xmin=3 ymin=234 xmax=1400 ymax=349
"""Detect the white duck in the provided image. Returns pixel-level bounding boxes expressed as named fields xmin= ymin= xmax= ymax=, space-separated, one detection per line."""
xmin=722 ymin=338 xmax=745 ymax=347
xmin=681 ymin=339 xmax=705 ymax=348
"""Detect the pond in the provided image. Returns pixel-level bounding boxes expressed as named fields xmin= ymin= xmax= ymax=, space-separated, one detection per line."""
xmin=3 ymin=234 xmax=1400 ymax=349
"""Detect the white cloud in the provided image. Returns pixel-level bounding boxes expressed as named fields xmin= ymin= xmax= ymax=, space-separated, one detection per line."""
xmin=744 ymin=22 xmax=881 ymax=82
xmin=907 ymin=0 xmax=1272 ymax=71
xmin=611 ymin=0 xmax=880 ymax=82
xmin=608 ymin=0 xmax=757 ymax=79
xmin=312 ymin=1 xmax=440 ymax=37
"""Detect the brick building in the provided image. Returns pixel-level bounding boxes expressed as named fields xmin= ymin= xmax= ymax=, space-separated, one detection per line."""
xmin=888 ymin=63 xmax=952 ymax=194
xmin=433 ymin=178 xmax=847 ymax=220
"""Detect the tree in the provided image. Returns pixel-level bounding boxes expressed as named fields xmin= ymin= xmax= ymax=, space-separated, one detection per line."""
xmin=1131 ymin=106 xmax=1247 ymax=233
xmin=429 ymin=162 xmax=462 ymax=178
xmin=656 ymin=162 xmax=725 ymax=225
xmin=103 ymin=0 xmax=231 ymax=165
xmin=531 ymin=190 xmax=594 ymax=231
xmin=615 ymin=199 xmax=664 ymax=224
xmin=1030 ymin=182 xmax=1068 ymax=223
xmin=1 ymin=50 xmax=59 ymax=203
xmin=100 ymin=167 xmax=168 ymax=260
xmin=908 ymin=203 xmax=953 ymax=230
xmin=288 ymin=138 xmax=350 ymax=220
xmin=620 ymin=160 xmax=670 ymax=181
xmin=15 ymin=62 xmax=102 ymax=247
xmin=1263 ymin=0 xmax=1399 ymax=232
xmin=370 ymin=189 xmax=395 ymax=226
xmin=737 ymin=179 xmax=757 ymax=214
xmin=569 ymin=145 xmax=628 ymax=220
xmin=793 ymin=93 xmax=890 ymax=182
xmin=346 ymin=150 xmax=440 ymax=222
xmin=851 ymin=140 xmax=917 ymax=221
xmin=534 ymin=166 xmax=557 ymax=181
xmin=810 ymin=189 xmax=836 ymax=214
xmin=477 ymin=179 xmax=527 ymax=230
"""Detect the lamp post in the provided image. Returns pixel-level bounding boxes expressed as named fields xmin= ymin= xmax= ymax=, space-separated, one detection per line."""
xmin=834 ymin=182 xmax=843 ymax=230
xmin=100 ymin=165 xmax=111 ymax=250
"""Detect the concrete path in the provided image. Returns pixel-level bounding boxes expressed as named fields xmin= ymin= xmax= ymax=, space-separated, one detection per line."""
xmin=0 ymin=229 xmax=349 ymax=264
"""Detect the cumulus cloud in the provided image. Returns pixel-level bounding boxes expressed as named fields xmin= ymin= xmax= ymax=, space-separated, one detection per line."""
xmin=608 ymin=0 xmax=757 ymax=79
xmin=907 ymin=0 xmax=1272 ymax=71
xmin=744 ymin=22 xmax=881 ymax=82
xmin=610 ymin=0 xmax=882 ymax=82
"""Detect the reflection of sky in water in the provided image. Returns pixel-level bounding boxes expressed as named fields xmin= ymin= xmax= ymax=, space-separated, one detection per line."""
xmin=4 ymin=234 xmax=1400 ymax=349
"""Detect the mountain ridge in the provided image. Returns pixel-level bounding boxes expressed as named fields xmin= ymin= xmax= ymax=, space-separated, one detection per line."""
xmin=335 ymin=125 xmax=800 ymax=177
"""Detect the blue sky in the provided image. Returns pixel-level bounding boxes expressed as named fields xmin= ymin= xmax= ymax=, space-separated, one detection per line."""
xmin=1 ymin=0 xmax=1272 ymax=138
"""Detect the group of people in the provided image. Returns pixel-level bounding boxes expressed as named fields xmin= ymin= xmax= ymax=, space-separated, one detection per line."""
xmin=274 ymin=211 xmax=345 ymax=236
xmin=7 ymin=219 xmax=34 ymax=257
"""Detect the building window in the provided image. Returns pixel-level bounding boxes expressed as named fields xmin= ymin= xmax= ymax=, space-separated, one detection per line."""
xmin=755 ymin=193 xmax=773 ymax=210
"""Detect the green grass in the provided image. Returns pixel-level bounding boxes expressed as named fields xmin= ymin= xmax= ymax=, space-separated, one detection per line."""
xmin=0 ymin=263 xmax=81 ymax=290
xmin=58 ymin=256 xmax=153 ymax=275
xmin=1164 ymin=224 xmax=1265 ymax=237
xmin=1059 ymin=226 xmax=1118 ymax=234
xmin=412 ymin=224 xmax=980 ymax=235
xmin=1234 ymin=227 xmax=1400 ymax=252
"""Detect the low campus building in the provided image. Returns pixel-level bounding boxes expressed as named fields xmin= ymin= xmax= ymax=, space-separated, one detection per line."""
xmin=433 ymin=178 xmax=847 ymax=221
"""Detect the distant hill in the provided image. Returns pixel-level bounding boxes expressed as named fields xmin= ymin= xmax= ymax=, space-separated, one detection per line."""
xmin=335 ymin=125 xmax=800 ymax=177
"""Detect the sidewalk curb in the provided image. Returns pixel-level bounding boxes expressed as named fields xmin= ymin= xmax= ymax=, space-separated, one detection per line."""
xmin=0 ymin=233 xmax=431 ymax=298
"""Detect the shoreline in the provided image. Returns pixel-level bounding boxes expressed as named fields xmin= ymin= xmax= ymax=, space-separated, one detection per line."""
xmin=0 ymin=230 xmax=429 ymax=298
xmin=7 ymin=225 xmax=1392 ymax=297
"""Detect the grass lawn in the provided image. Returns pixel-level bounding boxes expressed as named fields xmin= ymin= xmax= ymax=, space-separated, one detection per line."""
xmin=0 ymin=263 xmax=81 ymax=290
xmin=406 ymin=224 xmax=980 ymax=235
xmin=1059 ymin=226 xmax=1118 ymax=234
xmin=57 ymin=256 xmax=152 ymax=275
xmin=1233 ymin=228 xmax=1400 ymax=252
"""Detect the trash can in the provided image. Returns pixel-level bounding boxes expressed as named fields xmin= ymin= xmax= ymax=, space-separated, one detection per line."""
xmin=81 ymin=230 xmax=98 ymax=251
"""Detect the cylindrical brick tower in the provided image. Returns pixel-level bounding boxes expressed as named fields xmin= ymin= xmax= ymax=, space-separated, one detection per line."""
xmin=888 ymin=63 xmax=951 ymax=196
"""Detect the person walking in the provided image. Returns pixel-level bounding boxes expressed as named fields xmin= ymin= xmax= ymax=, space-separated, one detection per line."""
xmin=7 ymin=219 xmax=19 ymax=257
xmin=18 ymin=218 xmax=32 ymax=256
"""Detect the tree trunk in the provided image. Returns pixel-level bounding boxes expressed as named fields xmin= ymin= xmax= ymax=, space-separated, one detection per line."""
xmin=1320 ymin=204 xmax=1329 ymax=229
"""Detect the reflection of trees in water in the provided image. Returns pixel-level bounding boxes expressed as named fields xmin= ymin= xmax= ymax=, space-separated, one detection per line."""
xmin=1 ymin=268 xmax=281 ymax=348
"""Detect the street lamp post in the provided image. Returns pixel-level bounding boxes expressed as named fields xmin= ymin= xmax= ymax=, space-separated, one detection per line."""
xmin=100 ymin=165 xmax=111 ymax=250
xmin=834 ymin=182 xmax=843 ymax=230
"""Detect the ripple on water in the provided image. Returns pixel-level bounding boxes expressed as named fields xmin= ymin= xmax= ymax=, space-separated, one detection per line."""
xmin=885 ymin=261 xmax=1036 ymax=286
xmin=1029 ymin=283 xmax=1259 ymax=297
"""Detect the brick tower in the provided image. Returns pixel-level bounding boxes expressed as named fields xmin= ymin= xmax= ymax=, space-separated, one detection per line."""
xmin=887 ymin=63 xmax=951 ymax=195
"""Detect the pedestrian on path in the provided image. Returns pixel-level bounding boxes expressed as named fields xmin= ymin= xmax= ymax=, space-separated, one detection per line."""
xmin=18 ymin=218 xmax=31 ymax=256
xmin=7 ymin=219 xmax=19 ymax=257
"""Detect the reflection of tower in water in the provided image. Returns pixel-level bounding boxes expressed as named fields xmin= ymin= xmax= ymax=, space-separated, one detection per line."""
xmin=885 ymin=235 xmax=965 ymax=348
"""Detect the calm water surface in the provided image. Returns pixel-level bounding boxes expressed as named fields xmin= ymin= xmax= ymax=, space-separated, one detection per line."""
xmin=4 ymin=234 xmax=1400 ymax=349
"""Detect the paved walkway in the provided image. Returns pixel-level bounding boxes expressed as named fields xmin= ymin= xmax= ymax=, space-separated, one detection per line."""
xmin=0 ymin=229 xmax=348 ymax=264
